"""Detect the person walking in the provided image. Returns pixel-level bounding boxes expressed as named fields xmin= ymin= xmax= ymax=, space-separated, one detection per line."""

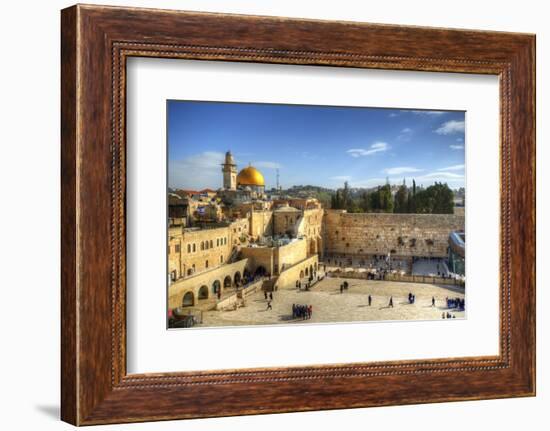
xmin=266 ymin=301 xmax=272 ymax=311
xmin=269 ymin=292 xmax=273 ymax=301
xmin=389 ymin=296 xmax=393 ymax=308
xmin=431 ymin=296 xmax=436 ymax=307
xmin=264 ymin=291 xmax=268 ymax=300
xmin=368 ymin=295 xmax=372 ymax=306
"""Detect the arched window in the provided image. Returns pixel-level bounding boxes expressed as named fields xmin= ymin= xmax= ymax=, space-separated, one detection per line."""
xmin=216 ymin=238 xmax=219 ymax=247
xmin=187 ymin=244 xmax=191 ymax=253
xmin=192 ymin=243 xmax=196 ymax=252
xmin=200 ymin=241 xmax=204 ymax=251
xmin=210 ymin=240 xmax=213 ymax=248
xmin=198 ymin=286 xmax=208 ymax=300
xmin=220 ymin=255 xmax=223 ymax=263
xmin=182 ymin=291 xmax=194 ymax=307
xmin=205 ymin=260 xmax=209 ymax=268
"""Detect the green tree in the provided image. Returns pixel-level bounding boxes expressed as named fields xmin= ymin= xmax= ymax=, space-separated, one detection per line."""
xmin=394 ymin=180 xmax=409 ymax=213
xmin=370 ymin=184 xmax=393 ymax=213
xmin=342 ymin=181 xmax=350 ymax=210
xmin=360 ymin=191 xmax=371 ymax=212
xmin=408 ymin=179 xmax=417 ymax=213
xmin=415 ymin=182 xmax=454 ymax=214
xmin=381 ymin=184 xmax=394 ymax=213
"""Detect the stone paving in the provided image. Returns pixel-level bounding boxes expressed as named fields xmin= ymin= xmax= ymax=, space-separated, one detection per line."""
xmin=196 ymin=276 xmax=465 ymax=328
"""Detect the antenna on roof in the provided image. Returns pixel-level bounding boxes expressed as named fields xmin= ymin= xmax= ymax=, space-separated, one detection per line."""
xmin=276 ymin=168 xmax=280 ymax=191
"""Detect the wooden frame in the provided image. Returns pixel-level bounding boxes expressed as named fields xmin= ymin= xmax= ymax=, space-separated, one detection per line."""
xmin=61 ymin=4 xmax=535 ymax=425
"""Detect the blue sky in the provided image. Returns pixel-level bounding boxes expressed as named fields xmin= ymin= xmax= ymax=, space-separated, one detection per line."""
xmin=168 ymin=101 xmax=465 ymax=190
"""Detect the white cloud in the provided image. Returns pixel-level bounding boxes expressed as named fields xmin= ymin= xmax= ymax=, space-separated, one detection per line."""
xmin=383 ymin=166 xmax=423 ymax=175
xmin=347 ymin=142 xmax=389 ymax=157
xmin=388 ymin=112 xmax=399 ymax=118
xmin=435 ymin=120 xmax=465 ymax=135
xmin=169 ymin=151 xmax=225 ymax=189
xmin=401 ymin=127 xmax=412 ymax=133
xmin=437 ymin=164 xmax=465 ymax=172
xmin=449 ymin=144 xmax=464 ymax=150
xmin=423 ymin=171 xmax=464 ymax=179
xmin=456 ymin=137 xmax=464 ymax=142
xmin=253 ymin=161 xmax=282 ymax=169
xmin=410 ymin=110 xmax=447 ymax=116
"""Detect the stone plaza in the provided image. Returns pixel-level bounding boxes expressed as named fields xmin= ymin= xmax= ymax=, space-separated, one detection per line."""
xmin=193 ymin=276 xmax=465 ymax=328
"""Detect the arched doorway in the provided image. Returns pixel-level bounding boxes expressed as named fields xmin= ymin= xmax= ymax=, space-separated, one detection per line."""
xmin=234 ymin=271 xmax=242 ymax=286
xmin=224 ymin=275 xmax=232 ymax=289
xmin=187 ymin=268 xmax=193 ymax=276
xmin=309 ymin=265 xmax=313 ymax=277
xmin=305 ymin=267 xmax=309 ymax=276
xmin=299 ymin=270 xmax=304 ymax=278
xmin=255 ymin=266 xmax=266 ymax=277
xmin=198 ymin=285 xmax=208 ymax=300
xmin=212 ymin=280 xmax=221 ymax=295
xmin=182 ymin=291 xmax=194 ymax=307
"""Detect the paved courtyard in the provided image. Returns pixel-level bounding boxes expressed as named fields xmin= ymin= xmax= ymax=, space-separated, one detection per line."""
xmin=196 ymin=276 xmax=465 ymax=328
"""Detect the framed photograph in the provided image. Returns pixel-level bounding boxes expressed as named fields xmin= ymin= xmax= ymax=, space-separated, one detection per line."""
xmin=61 ymin=4 xmax=535 ymax=425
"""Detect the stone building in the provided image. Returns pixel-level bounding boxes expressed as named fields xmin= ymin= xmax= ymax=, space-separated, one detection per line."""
xmin=323 ymin=210 xmax=465 ymax=259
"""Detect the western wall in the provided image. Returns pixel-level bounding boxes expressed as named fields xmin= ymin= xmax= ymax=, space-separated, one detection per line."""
xmin=323 ymin=210 xmax=465 ymax=258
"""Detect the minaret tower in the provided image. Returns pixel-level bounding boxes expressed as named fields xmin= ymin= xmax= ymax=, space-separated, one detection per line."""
xmin=221 ymin=151 xmax=237 ymax=190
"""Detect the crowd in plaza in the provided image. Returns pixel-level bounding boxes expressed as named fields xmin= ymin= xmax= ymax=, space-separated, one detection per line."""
xmin=446 ymin=296 xmax=465 ymax=310
xmin=292 ymin=303 xmax=313 ymax=320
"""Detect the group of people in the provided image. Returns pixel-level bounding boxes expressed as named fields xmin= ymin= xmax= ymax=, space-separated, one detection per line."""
xmin=446 ymin=297 xmax=465 ymax=310
xmin=292 ymin=303 xmax=313 ymax=320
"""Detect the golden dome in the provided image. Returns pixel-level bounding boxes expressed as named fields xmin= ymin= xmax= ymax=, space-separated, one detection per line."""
xmin=237 ymin=165 xmax=265 ymax=187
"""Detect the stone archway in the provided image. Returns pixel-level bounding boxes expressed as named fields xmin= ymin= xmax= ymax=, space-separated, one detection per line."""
xmin=255 ymin=266 xmax=266 ymax=277
xmin=198 ymin=285 xmax=208 ymax=300
xmin=182 ymin=291 xmax=194 ymax=307
xmin=212 ymin=280 xmax=221 ymax=295
xmin=299 ymin=270 xmax=304 ymax=278
xmin=309 ymin=265 xmax=313 ymax=277
xmin=224 ymin=275 xmax=232 ymax=289
xmin=234 ymin=271 xmax=242 ymax=286
xmin=305 ymin=267 xmax=309 ymax=276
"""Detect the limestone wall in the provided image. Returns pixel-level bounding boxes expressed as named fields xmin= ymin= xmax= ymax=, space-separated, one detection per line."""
xmin=168 ymin=225 xmax=232 ymax=280
xmin=274 ymin=255 xmax=319 ymax=290
xmin=250 ymin=210 xmax=273 ymax=239
xmin=168 ymin=258 xmax=249 ymax=309
xmin=240 ymin=246 xmax=274 ymax=274
xmin=324 ymin=211 xmax=465 ymax=258
xmin=277 ymin=238 xmax=307 ymax=272
xmin=215 ymin=279 xmax=263 ymax=311
xmin=240 ymin=238 xmax=307 ymax=275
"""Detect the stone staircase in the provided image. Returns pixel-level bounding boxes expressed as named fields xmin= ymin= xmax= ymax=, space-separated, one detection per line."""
xmin=261 ymin=277 xmax=278 ymax=292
